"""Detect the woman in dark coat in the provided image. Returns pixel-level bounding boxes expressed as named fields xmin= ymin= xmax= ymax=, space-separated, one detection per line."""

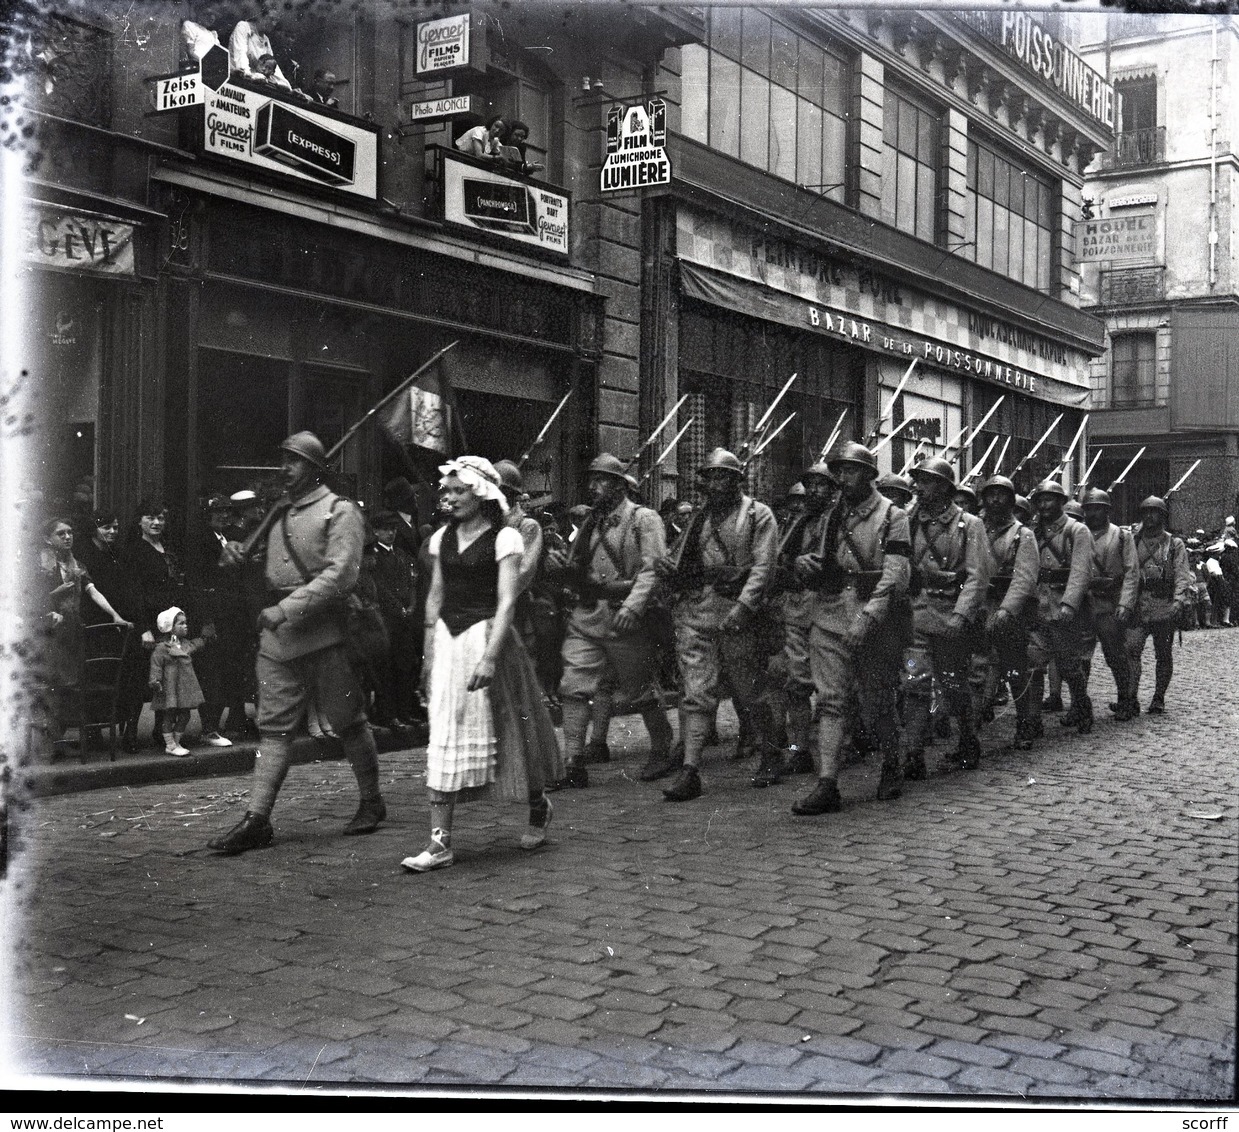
xmin=117 ymin=499 xmax=186 ymax=750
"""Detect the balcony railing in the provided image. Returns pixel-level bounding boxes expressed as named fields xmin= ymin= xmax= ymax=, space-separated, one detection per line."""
xmin=1099 ymin=266 xmax=1165 ymax=305
xmin=1112 ymin=127 xmax=1166 ymax=168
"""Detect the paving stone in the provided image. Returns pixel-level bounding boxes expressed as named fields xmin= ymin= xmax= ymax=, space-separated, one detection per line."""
xmin=878 ymin=1048 xmax=961 ymax=1079
xmin=923 ymin=1039 xmax=1011 ymax=1068
xmin=796 ymin=1055 xmax=883 ymax=1088
xmin=953 ymin=1065 xmax=1035 ymax=1095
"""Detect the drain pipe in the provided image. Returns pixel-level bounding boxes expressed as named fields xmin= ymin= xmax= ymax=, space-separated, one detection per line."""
xmin=1210 ymin=22 xmax=1219 ymax=288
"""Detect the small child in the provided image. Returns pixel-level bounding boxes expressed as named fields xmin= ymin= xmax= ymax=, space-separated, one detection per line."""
xmin=149 ymin=606 xmax=215 ymax=756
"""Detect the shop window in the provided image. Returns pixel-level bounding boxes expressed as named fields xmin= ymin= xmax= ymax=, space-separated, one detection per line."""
xmin=881 ymin=85 xmax=940 ymax=243
xmin=197 ymin=349 xmax=291 ymax=492
xmin=1110 ymin=332 xmax=1158 ymax=408
xmin=965 ymin=133 xmax=1056 ymax=292
xmin=680 ymin=14 xmax=852 ymax=202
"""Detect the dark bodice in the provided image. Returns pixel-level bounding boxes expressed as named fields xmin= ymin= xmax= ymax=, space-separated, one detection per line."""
xmin=440 ymin=525 xmax=500 ymax=636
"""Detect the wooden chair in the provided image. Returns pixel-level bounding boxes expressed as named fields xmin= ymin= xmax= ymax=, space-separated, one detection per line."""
xmin=48 ymin=623 xmax=133 ymax=763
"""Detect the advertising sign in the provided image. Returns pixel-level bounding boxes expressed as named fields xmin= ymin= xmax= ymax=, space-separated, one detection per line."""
xmin=416 ymin=13 xmax=470 ymax=75
xmin=409 ymin=94 xmax=480 ymax=121
xmin=1077 ymin=208 xmax=1159 ymax=265
xmin=600 ymin=99 xmax=671 ymax=192
xmin=147 ymin=44 xmax=229 ymax=112
xmin=202 ymin=80 xmax=378 ymax=199
xmin=443 ymin=152 xmax=568 ymax=256
xmin=26 ymin=208 xmax=136 ymax=275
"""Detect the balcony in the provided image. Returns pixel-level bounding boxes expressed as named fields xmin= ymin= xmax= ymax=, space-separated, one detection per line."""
xmin=1099 ymin=266 xmax=1165 ymax=306
xmin=1110 ymin=127 xmax=1166 ymax=168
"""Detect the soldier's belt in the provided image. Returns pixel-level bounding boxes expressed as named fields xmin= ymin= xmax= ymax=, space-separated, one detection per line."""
xmin=819 ymin=570 xmax=883 ymax=600
xmin=1089 ymin=578 xmax=1122 ymax=596
xmin=1142 ymin=579 xmax=1174 ymax=598
xmin=1040 ymin=569 xmax=1072 ymax=586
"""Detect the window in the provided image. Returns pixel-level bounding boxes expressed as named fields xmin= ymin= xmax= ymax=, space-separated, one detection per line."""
xmin=1117 ymin=77 xmax=1157 ymax=133
xmin=881 ymin=86 xmax=940 ymax=241
xmin=1111 ymin=332 xmax=1157 ymax=408
xmin=964 ymin=134 xmax=1056 ymax=292
xmin=680 ymin=13 xmax=851 ymax=201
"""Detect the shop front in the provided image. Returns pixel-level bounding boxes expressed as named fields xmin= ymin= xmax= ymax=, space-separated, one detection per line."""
xmin=670 ymin=204 xmax=1094 ymax=496
xmin=151 ymin=176 xmax=600 ymax=572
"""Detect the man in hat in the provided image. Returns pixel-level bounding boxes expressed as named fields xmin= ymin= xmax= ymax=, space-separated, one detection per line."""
xmin=902 ymin=457 xmax=992 ymax=775
xmin=976 ymin=475 xmax=1040 ymax=748
xmin=544 ymin=453 xmax=673 ymax=787
xmin=655 ymin=448 xmax=778 ymax=801
xmin=791 ymin=443 xmax=911 ymax=813
xmin=1026 ymin=478 xmax=1095 ymax=734
xmin=1079 ymin=488 xmax=1139 ymax=720
xmin=769 ymin=468 xmax=837 ymax=778
xmin=207 ymin=431 xmax=385 ymax=854
xmin=382 ymin=476 xmax=424 ymax=562
xmin=1124 ymin=496 xmax=1193 ymax=714
xmin=190 ymin=495 xmax=246 ymax=744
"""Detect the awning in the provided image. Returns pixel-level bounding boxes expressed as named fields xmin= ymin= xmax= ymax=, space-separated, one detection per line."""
xmin=679 ymin=261 xmax=1091 ymax=409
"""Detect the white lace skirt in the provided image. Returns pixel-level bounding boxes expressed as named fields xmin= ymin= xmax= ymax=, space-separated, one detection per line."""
xmin=426 ymin=619 xmax=496 ymax=793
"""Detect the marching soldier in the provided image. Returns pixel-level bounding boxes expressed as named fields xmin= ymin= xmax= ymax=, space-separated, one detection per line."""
xmin=1124 ymin=496 xmax=1193 ymax=714
xmin=1079 ymin=488 xmax=1139 ymax=721
xmin=769 ymin=465 xmax=837 ymax=778
xmin=791 ymin=442 xmax=911 ymax=813
xmin=544 ymin=454 xmax=673 ymax=787
xmin=977 ymin=475 xmax=1040 ymax=749
xmin=1026 ymin=478 xmax=1095 ymax=735
xmin=902 ymin=457 xmax=992 ymax=776
xmin=654 ymin=448 xmax=778 ymax=802
xmin=207 ymin=431 xmax=385 ymax=855
xmin=877 ymin=472 xmax=914 ymax=510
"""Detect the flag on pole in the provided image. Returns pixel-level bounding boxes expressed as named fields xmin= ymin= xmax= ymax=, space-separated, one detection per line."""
xmin=379 ymin=357 xmax=451 ymax=453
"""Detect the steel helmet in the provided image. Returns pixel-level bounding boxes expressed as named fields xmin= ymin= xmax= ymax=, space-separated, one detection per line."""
xmin=1138 ymin=495 xmax=1169 ymax=515
xmin=954 ymin=483 xmax=978 ymax=506
xmin=493 ymin=459 xmax=524 ymax=492
xmin=588 ymin=452 xmax=630 ymax=480
xmin=877 ymin=471 xmax=913 ymax=500
xmin=699 ymin=447 xmax=745 ymax=476
xmin=802 ymin=460 xmax=837 ymax=482
xmin=910 ymin=457 xmax=956 ymax=487
xmin=280 ymin=430 xmax=328 ymax=470
xmin=1081 ymin=487 xmax=1112 ymax=508
xmin=1014 ymin=495 xmax=1033 ymax=519
xmin=980 ymin=474 xmax=1017 ymax=502
xmin=1030 ymin=477 xmax=1068 ymax=502
xmin=1065 ymin=500 xmax=1085 ymax=519
xmin=786 ymin=481 xmax=807 ymax=497
xmin=827 ymin=441 xmax=878 ymax=478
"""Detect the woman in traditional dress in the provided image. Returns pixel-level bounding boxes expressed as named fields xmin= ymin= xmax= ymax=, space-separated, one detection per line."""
xmin=401 ymin=457 xmax=563 ymax=872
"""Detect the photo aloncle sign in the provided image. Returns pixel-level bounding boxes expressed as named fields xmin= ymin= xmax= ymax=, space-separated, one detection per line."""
xmin=600 ymin=99 xmax=671 ymax=192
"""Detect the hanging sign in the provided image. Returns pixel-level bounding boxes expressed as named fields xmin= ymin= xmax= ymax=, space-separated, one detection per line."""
xmin=1077 ymin=208 xmax=1159 ymax=264
xmin=26 ymin=208 xmax=135 ymax=275
xmin=600 ymin=98 xmax=671 ymax=192
xmin=415 ymin=13 xmax=471 ymax=75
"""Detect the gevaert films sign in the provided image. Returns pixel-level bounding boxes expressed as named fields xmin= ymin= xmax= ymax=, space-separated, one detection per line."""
xmin=1077 ymin=208 xmax=1159 ymax=265
xmin=443 ymin=152 xmax=568 ymax=256
xmin=601 ymin=99 xmax=671 ymax=192
xmin=416 ymin=13 xmax=470 ymax=75
xmin=203 ymin=81 xmax=378 ymax=199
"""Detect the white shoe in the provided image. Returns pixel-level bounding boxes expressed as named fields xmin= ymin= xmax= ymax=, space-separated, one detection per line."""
xmin=520 ymin=796 xmax=553 ymax=851
xmin=167 ymin=742 xmax=191 ymax=757
xmin=401 ymin=832 xmax=453 ymax=872
xmin=201 ymin=732 xmax=233 ymax=747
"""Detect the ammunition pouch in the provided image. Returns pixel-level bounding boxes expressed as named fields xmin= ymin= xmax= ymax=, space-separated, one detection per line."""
xmin=1040 ymin=568 xmax=1072 ymax=587
xmin=704 ymin=565 xmax=751 ymax=600
xmin=1142 ymin=578 xmax=1174 ymax=598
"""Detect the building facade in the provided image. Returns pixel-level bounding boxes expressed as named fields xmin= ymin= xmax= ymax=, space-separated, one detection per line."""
xmin=1080 ymin=13 xmax=1239 ymax=530
xmin=21 ymin=2 xmax=1107 ymax=569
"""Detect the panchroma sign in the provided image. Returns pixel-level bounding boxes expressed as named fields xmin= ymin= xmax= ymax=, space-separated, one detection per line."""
xmin=442 ymin=150 xmax=569 ymax=256
xmin=958 ymin=11 xmax=1116 ymax=131
xmin=600 ymin=99 xmax=671 ymax=192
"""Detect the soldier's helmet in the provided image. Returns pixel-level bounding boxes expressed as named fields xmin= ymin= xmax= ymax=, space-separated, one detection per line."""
xmin=1014 ymin=495 xmax=1033 ymax=520
xmin=494 ymin=459 xmax=524 ymax=492
xmin=954 ymin=483 xmax=978 ymax=505
xmin=1139 ymin=495 xmax=1169 ymax=515
xmin=877 ymin=471 xmax=913 ymax=498
xmin=1065 ymin=500 xmax=1085 ymax=520
xmin=910 ymin=456 xmax=956 ymax=486
xmin=803 ymin=460 xmax=837 ymax=483
xmin=1030 ymin=477 xmax=1068 ymax=501
xmin=280 ymin=431 xmax=328 ymax=470
xmin=699 ymin=448 xmax=745 ymax=476
xmin=1081 ymin=487 xmax=1112 ymax=508
xmin=980 ymin=474 xmax=1017 ymax=502
xmin=786 ymin=481 xmax=807 ymax=497
xmin=588 ymin=453 xmax=629 ymax=480
xmin=827 ymin=441 xmax=879 ymax=478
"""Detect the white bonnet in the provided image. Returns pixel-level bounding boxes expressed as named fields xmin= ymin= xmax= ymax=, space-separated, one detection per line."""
xmin=439 ymin=456 xmax=509 ymax=513
xmin=157 ymin=606 xmax=184 ymax=635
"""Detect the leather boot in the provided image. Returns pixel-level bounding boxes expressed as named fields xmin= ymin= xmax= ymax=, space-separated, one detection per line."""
xmin=662 ymin=765 xmax=702 ymax=802
xmin=792 ymin=777 xmax=842 ymax=815
xmin=639 ymin=746 xmax=683 ymax=782
xmin=750 ymin=745 xmax=786 ymax=788
xmin=208 ymin=812 xmax=274 ymax=855
xmin=784 ymin=745 xmax=815 ymax=774
xmin=876 ymin=759 xmax=904 ymax=801
xmin=343 ymin=797 xmax=387 ymax=835
xmin=1075 ymin=694 xmax=1094 ymax=734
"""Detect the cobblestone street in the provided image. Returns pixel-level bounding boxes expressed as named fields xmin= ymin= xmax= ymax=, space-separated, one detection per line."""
xmin=3 ymin=632 xmax=1236 ymax=1100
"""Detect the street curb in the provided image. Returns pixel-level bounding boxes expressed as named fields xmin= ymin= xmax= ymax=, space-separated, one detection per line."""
xmin=18 ymin=727 xmax=426 ymax=799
